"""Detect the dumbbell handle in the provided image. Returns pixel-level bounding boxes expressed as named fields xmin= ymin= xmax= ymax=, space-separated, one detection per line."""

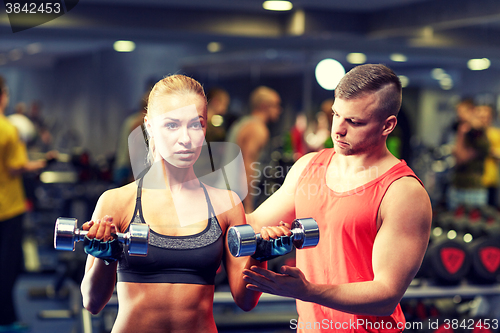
xmin=72 ymin=228 xmax=133 ymax=245
xmin=255 ymin=226 xmax=305 ymax=242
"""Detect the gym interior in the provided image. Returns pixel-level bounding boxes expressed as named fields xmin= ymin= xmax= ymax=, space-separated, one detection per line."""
xmin=1 ymin=0 xmax=500 ymax=332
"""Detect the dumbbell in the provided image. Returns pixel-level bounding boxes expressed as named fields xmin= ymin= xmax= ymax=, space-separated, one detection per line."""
xmin=466 ymin=235 xmax=500 ymax=284
xmin=417 ymin=230 xmax=472 ymax=285
xmin=54 ymin=217 xmax=150 ymax=256
xmin=227 ymin=218 xmax=319 ymax=258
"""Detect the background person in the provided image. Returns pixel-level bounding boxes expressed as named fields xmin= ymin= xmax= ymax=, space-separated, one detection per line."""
xmin=243 ymin=64 xmax=432 ymax=332
xmin=205 ymin=87 xmax=230 ymax=144
xmin=113 ymin=91 xmax=149 ymax=186
xmin=477 ymin=104 xmax=500 ymax=208
xmin=447 ymin=101 xmax=490 ymax=210
xmin=0 ymin=76 xmax=46 ymax=332
xmin=226 ymin=86 xmax=281 ymax=212
xmin=80 ymin=75 xmax=265 ymax=332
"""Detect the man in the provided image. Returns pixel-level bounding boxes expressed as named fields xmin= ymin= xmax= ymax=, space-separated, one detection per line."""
xmin=243 ymin=64 xmax=432 ymax=332
xmin=0 ymin=76 xmax=46 ymax=331
xmin=447 ymin=101 xmax=489 ymax=210
xmin=113 ymin=91 xmax=148 ymax=186
xmin=477 ymin=104 xmax=500 ymax=208
xmin=205 ymin=87 xmax=230 ymax=143
xmin=226 ymin=86 xmax=281 ymax=212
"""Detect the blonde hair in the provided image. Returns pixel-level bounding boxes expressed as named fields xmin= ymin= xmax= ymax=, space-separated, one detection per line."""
xmin=145 ymin=74 xmax=207 ymax=165
xmin=147 ymin=74 xmax=206 ymax=115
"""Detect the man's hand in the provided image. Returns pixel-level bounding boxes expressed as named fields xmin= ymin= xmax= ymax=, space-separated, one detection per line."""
xmin=242 ymin=265 xmax=310 ymax=300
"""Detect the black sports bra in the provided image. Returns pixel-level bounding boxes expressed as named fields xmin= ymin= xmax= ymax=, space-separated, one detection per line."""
xmin=117 ymin=178 xmax=224 ymax=285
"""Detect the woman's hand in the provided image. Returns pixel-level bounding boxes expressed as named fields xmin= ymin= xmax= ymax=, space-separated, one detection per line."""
xmin=82 ymin=216 xmax=122 ymax=264
xmin=259 ymin=221 xmax=292 ymax=240
xmin=82 ymin=216 xmax=116 ymax=242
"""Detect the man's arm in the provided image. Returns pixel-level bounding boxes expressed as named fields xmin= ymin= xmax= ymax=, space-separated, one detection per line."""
xmin=244 ymin=176 xmax=432 ymax=316
xmin=6 ymin=135 xmax=46 ymax=177
xmin=238 ymin=122 xmax=269 ymax=212
xmin=246 ymin=152 xmax=316 ymax=230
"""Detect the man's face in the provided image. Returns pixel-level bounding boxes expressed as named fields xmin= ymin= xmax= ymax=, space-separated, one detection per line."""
xmin=266 ymin=93 xmax=282 ymax=122
xmin=330 ymin=94 xmax=386 ymax=156
xmin=475 ymin=105 xmax=493 ymax=128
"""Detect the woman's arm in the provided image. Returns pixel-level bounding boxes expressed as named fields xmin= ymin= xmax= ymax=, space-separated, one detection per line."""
xmin=222 ymin=191 xmax=266 ymax=312
xmin=80 ymin=190 xmax=122 ymax=315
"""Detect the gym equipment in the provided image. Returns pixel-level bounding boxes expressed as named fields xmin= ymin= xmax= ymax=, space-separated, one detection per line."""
xmin=467 ymin=235 xmax=500 ymax=284
xmin=54 ymin=217 xmax=149 ymax=256
xmin=418 ymin=231 xmax=472 ymax=285
xmin=427 ymin=207 xmax=500 ymax=284
xmin=227 ymin=218 xmax=319 ymax=258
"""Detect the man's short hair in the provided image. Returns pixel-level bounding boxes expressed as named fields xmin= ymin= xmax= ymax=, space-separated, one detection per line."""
xmin=207 ymin=87 xmax=229 ymax=104
xmin=335 ymin=64 xmax=402 ymax=118
xmin=249 ymin=86 xmax=279 ymax=110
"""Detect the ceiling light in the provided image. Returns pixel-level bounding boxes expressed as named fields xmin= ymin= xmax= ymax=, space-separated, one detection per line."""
xmin=398 ymin=75 xmax=409 ymax=88
xmin=26 ymin=43 xmax=42 ymax=55
xmin=207 ymin=42 xmax=222 ymax=53
xmin=431 ymin=68 xmax=446 ymax=80
xmin=8 ymin=49 xmax=22 ymax=61
xmin=263 ymin=1 xmax=293 ymax=11
xmin=346 ymin=53 xmax=366 ymax=64
xmin=289 ymin=9 xmax=305 ymax=35
xmin=440 ymin=76 xmax=454 ymax=90
xmin=467 ymin=58 xmax=490 ymax=71
xmin=390 ymin=53 xmax=407 ymax=62
xmin=114 ymin=40 xmax=136 ymax=52
xmin=315 ymin=58 xmax=345 ymax=91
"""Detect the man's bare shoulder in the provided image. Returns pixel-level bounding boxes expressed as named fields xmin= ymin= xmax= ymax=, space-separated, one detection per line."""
xmin=390 ymin=176 xmax=426 ymax=194
xmin=281 ymin=152 xmax=319 ymax=186
xmin=383 ymin=176 xmax=431 ymax=214
xmin=239 ymin=118 xmax=268 ymax=138
xmin=288 ymin=152 xmax=318 ymax=174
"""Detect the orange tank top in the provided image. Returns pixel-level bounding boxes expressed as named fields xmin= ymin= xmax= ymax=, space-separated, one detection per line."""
xmin=294 ymin=149 xmax=423 ymax=333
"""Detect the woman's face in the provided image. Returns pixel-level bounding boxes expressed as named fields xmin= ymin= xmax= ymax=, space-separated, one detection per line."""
xmin=146 ymin=93 xmax=207 ymax=169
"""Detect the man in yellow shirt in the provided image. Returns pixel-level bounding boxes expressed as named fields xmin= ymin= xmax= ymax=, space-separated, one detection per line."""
xmin=478 ymin=104 xmax=500 ymax=208
xmin=0 ymin=76 xmax=46 ymax=331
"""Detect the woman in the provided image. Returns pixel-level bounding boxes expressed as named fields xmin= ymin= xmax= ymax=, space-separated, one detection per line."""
xmin=80 ymin=75 xmax=265 ymax=332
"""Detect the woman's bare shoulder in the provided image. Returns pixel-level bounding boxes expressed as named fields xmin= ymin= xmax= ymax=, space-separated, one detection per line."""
xmin=201 ymin=184 xmax=245 ymax=226
xmin=202 ymin=184 xmax=242 ymax=208
xmin=100 ymin=182 xmax=136 ymax=202
xmin=93 ymin=181 xmax=138 ymax=229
